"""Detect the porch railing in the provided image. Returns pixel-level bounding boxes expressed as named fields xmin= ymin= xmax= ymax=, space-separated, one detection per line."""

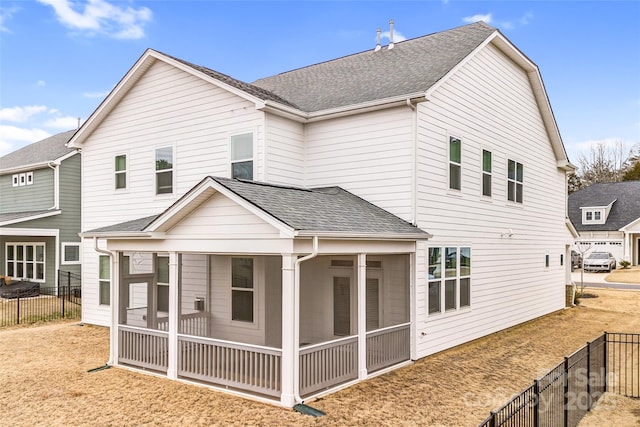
xmin=157 ymin=312 xmax=209 ymax=336
xmin=118 ymin=326 xmax=169 ymax=373
xmin=366 ymin=322 xmax=410 ymax=373
xmin=177 ymin=335 xmax=282 ymax=397
xmin=299 ymin=335 xmax=358 ymax=397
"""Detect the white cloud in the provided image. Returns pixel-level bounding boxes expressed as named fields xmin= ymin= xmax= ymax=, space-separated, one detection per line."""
xmin=83 ymin=89 xmax=110 ymax=99
xmin=0 ymin=125 xmax=52 ymax=156
xmin=463 ymin=14 xmax=492 ymax=25
xmin=0 ymin=105 xmax=81 ymax=156
xmin=0 ymin=5 xmax=19 ymax=33
xmin=37 ymin=0 xmax=152 ymax=40
xmin=381 ymin=30 xmax=407 ymax=43
xmin=36 ymin=80 xmax=46 ymax=87
xmin=0 ymin=105 xmax=49 ymax=122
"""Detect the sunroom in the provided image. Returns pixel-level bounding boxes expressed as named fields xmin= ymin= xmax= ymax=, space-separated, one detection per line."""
xmin=86 ymin=177 xmax=430 ymax=406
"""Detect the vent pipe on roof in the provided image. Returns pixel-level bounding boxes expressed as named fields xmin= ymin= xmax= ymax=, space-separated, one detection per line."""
xmin=388 ymin=19 xmax=395 ymax=50
xmin=375 ymin=28 xmax=381 ymax=51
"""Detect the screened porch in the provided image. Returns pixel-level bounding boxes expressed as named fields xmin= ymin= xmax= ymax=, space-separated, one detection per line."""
xmin=113 ymin=251 xmax=411 ymax=401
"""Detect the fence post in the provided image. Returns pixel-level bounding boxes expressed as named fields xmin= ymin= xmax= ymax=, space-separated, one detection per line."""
xmin=563 ymin=356 xmax=569 ymax=427
xmin=603 ymin=332 xmax=608 ymax=393
xmin=16 ymin=292 xmax=20 ymax=325
xmin=586 ymin=340 xmax=591 ymax=411
xmin=533 ymin=379 xmax=540 ymax=427
xmin=489 ymin=411 xmax=496 ymax=427
xmin=67 ymin=271 xmax=71 ymax=302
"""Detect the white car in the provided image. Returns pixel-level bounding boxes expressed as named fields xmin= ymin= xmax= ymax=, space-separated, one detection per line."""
xmin=583 ymin=252 xmax=617 ymax=272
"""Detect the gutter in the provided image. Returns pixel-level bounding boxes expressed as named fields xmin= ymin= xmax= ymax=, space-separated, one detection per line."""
xmin=47 ymin=161 xmax=60 ymax=210
xmin=93 ymin=237 xmax=118 ymax=365
xmin=292 ymin=236 xmax=319 ymax=404
xmin=294 ymin=230 xmax=432 ymax=240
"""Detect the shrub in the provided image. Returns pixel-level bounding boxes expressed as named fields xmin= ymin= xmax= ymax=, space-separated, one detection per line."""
xmin=619 ymin=260 xmax=631 ymax=269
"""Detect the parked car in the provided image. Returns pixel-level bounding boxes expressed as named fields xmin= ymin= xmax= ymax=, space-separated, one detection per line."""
xmin=571 ymin=250 xmax=582 ymax=271
xmin=583 ymin=252 xmax=617 ymax=272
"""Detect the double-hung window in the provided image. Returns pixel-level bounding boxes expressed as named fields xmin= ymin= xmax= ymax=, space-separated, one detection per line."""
xmin=115 ymin=154 xmax=127 ymax=189
xmin=156 ymin=256 xmax=169 ymax=312
xmin=99 ymin=255 xmax=110 ymax=305
xmin=428 ymin=246 xmax=471 ymax=315
xmin=482 ymin=150 xmax=492 ymax=197
xmin=231 ymin=258 xmax=254 ymax=322
xmin=449 ymin=136 xmax=461 ymax=190
xmin=231 ymin=133 xmax=254 ymax=180
xmin=155 ymin=147 xmax=173 ymax=194
xmin=507 ymin=160 xmax=523 ymax=203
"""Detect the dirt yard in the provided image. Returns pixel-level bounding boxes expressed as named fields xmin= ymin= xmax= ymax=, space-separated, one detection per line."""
xmin=1 ymin=288 xmax=638 ymax=426
xmin=606 ymin=266 xmax=640 ymax=284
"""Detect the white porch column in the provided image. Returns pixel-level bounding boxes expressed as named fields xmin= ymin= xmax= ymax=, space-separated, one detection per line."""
xmin=167 ymin=252 xmax=179 ymax=380
xmin=280 ymin=254 xmax=297 ymax=407
xmin=357 ymin=253 xmax=367 ymax=380
xmin=108 ymin=251 xmax=120 ymax=365
xmin=623 ymin=232 xmax=630 ymax=262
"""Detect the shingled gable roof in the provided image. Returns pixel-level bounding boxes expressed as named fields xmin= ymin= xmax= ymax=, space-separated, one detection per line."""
xmin=568 ymin=181 xmax=640 ymax=231
xmin=252 ymin=22 xmax=495 ymax=112
xmin=0 ymin=130 xmax=77 ymax=172
xmin=85 ymin=177 xmax=431 ymax=239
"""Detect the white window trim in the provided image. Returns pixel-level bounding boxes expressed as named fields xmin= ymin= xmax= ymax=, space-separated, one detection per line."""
xmin=427 ymin=245 xmax=471 ymax=317
xmin=581 ymin=208 xmax=606 ymax=225
xmin=5 ymin=242 xmax=46 ymax=283
xmin=154 ymin=145 xmax=175 ymax=196
xmin=98 ymin=255 xmax=110 ymax=306
xmin=230 ymin=256 xmax=257 ymax=326
xmin=12 ymin=174 xmax=19 ymax=187
xmin=229 ymin=131 xmax=256 ymax=180
xmin=448 ymin=135 xmax=462 ymax=192
xmin=61 ymin=242 xmax=81 ymax=265
xmin=26 ymin=171 xmax=34 ymax=185
xmin=481 ymin=148 xmax=492 ymax=198
xmin=507 ymin=159 xmax=524 ymax=204
xmin=114 ymin=153 xmax=128 ymax=191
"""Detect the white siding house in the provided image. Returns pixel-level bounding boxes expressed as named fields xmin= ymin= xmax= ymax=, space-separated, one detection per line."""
xmin=68 ymin=22 xmax=575 ymax=407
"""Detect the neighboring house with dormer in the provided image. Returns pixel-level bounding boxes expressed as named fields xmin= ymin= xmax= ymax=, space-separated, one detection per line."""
xmin=568 ymin=181 xmax=640 ymax=265
xmin=67 ymin=22 xmax=575 ymax=407
xmin=0 ymin=130 xmax=81 ymax=288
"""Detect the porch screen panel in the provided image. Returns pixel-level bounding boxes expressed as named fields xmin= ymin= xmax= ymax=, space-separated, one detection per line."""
xmin=366 ymin=278 xmax=379 ymax=331
xmin=333 ymin=277 xmax=351 ymax=336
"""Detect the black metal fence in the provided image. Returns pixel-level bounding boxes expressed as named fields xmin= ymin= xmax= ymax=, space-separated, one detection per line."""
xmin=0 ymin=270 xmax=82 ymax=327
xmin=478 ymin=332 xmax=639 ymax=427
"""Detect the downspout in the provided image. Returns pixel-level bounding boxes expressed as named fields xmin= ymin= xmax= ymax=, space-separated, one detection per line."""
xmin=94 ymin=237 xmax=118 ymax=365
xmin=47 ymin=161 xmax=60 ymax=210
xmin=292 ymin=235 xmax=319 ymax=403
xmin=406 ymin=98 xmax=418 ymax=226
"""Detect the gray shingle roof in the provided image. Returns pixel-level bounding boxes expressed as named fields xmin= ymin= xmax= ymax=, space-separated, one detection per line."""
xmin=0 ymin=210 xmax=61 ymax=225
xmin=568 ymin=181 xmax=640 ymax=231
xmin=0 ymin=130 xmax=77 ymax=171
xmin=252 ymin=22 xmax=496 ymax=112
xmin=211 ymin=177 xmax=427 ymax=235
xmin=88 ymin=178 xmax=428 ymax=237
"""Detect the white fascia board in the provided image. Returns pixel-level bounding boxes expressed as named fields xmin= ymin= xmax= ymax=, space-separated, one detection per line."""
xmin=79 ymin=231 xmax=153 ymax=239
xmin=145 ymin=177 xmax=295 ymax=237
xmin=1 ymin=162 xmax=51 ymax=175
xmin=565 ymin=218 xmax=580 ymax=239
xmin=619 ymin=216 xmax=640 ymax=232
xmin=259 ymin=93 xmax=427 ymax=123
xmin=55 ymin=150 xmax=79 ymax=164
xmin=0 ymin=227 xmax=59 ymax=237
xmin=0 ymin=210 xmax=62 ymax=227
xmin=294 ymin=230 xmax=432 ymax=240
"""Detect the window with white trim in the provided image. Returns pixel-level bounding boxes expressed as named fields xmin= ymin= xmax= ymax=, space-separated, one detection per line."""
xmin=62 ymin=243 xmax=81 ymax=264
xmin=428 ymin=246 xmax=471 ymax=315
xmin=156 ymin=256 xmax=169 ymax=312
xmin=12 ymin=172 xmax=34 ymax=187
xmin=482 ymin=149 xmax=492 ymax=197
xmin=5 ymin=243 xmax=45 ymax=282
xmin=115 ymin=154 xmax=127 ymax=190
xmin=449 ymin=136 xmax=461 ymax=190
xmin=582 ymin=209 xmax=605 ymax=225
xmin=26 ymin=172 xmax=33 ymax=185
xmin=155 ymin=147 xmax=173 ymax=194
xmin=507 ymin=160 xmax=523 ymax=203
xmin=231 ymin=133 xmax=254 ymax=180
xmin=99 ymin=255 xmax=110 ymax=306
xmin=231 ymin=257 xmax=254 ymax=322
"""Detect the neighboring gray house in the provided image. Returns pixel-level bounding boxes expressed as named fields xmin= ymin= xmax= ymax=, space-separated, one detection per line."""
xmin=568 ymin=181 xmax=640 ymax=265
xmin=0 ymin=130 xmax=81 ymax=287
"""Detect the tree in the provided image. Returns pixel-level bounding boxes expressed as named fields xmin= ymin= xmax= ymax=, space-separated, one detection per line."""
xmin=567 ymin=172 xmax=583 ymax=194
xmin=622 ymin=159 xmax=640 ymax=181
xmin=577 ymin=140 xmax=634 ymax=187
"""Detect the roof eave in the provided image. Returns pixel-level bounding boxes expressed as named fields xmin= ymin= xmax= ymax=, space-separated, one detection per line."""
xmin=294 ymin=230 xmax=432 ymax=240
xmin=0 ymin=210 xmax=62 ymax=227
xmin=80 ymin=231 xmax=154 ymax=239
xmin=0 ymin=151 xmax=77 ymax=174
xmin=259 ymin=92 xmax=427 ymax=123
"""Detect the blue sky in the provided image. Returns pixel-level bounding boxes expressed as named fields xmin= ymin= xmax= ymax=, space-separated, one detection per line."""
xmin=1 ymin=1 xmax=639 ymax=164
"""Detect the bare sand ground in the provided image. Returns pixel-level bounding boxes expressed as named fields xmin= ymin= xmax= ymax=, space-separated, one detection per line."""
xmin=606 ymin=267 xmax=640 ymax=284
xmin=1 ymin=288 xmax=638 ymax=426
